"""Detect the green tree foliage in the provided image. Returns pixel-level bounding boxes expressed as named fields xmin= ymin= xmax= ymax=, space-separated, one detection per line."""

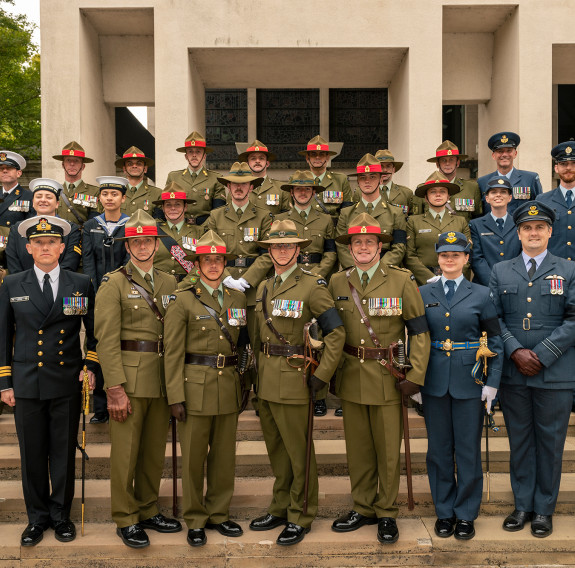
xmin=0 ymin=1 xmax=40 ymax=159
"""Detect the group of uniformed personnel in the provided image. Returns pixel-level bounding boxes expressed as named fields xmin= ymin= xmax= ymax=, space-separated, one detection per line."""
xmin=1 ymin=130 xmax=575 ymax=549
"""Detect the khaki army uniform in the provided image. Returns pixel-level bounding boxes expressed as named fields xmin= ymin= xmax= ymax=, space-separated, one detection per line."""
xmin=274 ymin=208 xmax=337 ymax=278
xmin=253 ymin=267 xmax=345 ymax=528
xmin=329 ymin=263 xmax=430 ymax=519
xmin=164 ymin=279 xmax=248 ymax=529
xmin=153 ymin=220 xmax=204 ymax=280
xmin=251 ymin=177 xmax=291 ymax=216
xmin=95 ymin=261 xmax=177 ymax=528
xmin=311 ymin=171 xmax=354 ymax=223
xmin=165 ymin=167 xmax=226 ymax=223
xmin=121 ymin=182 xmax=163 ymax=217
xmin=380 ymin=182 xmax=415 ymax=217
xmin=405 ymin=211 xmax=471 ymax=285
xmin=337 ymin=200 xmax=407 ymax=269
xmin=57 ymin=180 xmax=101 ymax=224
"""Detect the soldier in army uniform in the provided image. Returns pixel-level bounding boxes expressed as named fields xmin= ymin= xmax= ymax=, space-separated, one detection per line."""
xmin=329 ymin=213 xmax=430 ymax=544
xmin=7 ymin=179 xmax=81 ymax=274
xmin=165 ymin=131 xmax=226 ymax=225
xmin=374 ymin=149 xmax=415 ymax=216
xmin=425 ymin=140 xmax=482 ymax=221
xmin=115 ymin=147 xmax=162 ymax=218
xmin=95 ymin=210 xmax=181 ymax=548
xmin=0 ymin=151 xmax=33 ymax=270
xmin=52 ymin=142 xmax=100 ymax=225
xmin=237 ymin=139 xmax=291 ymax=215
xmin=152 ymin=183 xmax=204 ymax=281
xmin=489 ymin=201 xmax=575 ymax=538
xmin=478 ymin=132 xmax=543 ymax=215
xmin=0 ymin=215 xmax=98 ymax=547
xmin=164 ymin=231 xmax=249 ymax=547
xmin=405 ymin=173 xmax=472 ymax=285
xmin=337 ymin=154 xmax=407 ymax=270
xmin=248 ymin=219 xmax=345 ymax=545
xmin=299 ymin=135 xmax=354 ymax=225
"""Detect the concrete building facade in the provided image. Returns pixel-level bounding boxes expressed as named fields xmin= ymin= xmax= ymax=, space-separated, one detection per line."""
xmin=40 ymin=0 xmax=575 ymax=190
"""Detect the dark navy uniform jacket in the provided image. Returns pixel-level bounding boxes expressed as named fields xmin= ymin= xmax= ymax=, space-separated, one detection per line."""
xmin=536 ymin=187 xmax=575 ymax=261
xmin=478 ymin=169 xmax=542 ymax=215
xmin=0 ymin=184 xmax=33 ymax=227
xmin=0 ymin=268 xmax=98 ymax=399
xmin=489 ymin=253 xmax=575 ymax=389
xmin=6 ymin=220 xmax=82 ymax=274
xmin=469 ymin=214 xmax=521 ymax=286
xmin=419 ymin=278 xmax=503 ymax=399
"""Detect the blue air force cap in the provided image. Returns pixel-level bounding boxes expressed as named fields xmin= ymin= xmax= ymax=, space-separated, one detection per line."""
xmin=486 ymin=175 xmax=512 ymax=193
xmin=513 ymin=201 xmax=555 ymax=226
xmin=435 ymin=231 xmax=471 ymax=253
xmin=488 ymin=132 xmax=520 ymax=151
xmin=551 ymin=141 xmax=575 ymax=162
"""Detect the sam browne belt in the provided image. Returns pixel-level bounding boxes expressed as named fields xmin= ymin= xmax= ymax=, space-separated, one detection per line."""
xmin=185 ymin=353 xmax=239 ymax=368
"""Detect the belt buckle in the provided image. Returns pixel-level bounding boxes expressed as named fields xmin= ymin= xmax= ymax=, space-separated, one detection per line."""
xmin=216 ymin=353 xmax=226 ymax=368
xmin=357 ymin=346 xmax=365 ymax=360
xmin=523 ymin=318 xmax=531 ymax=331
xmin=158 ymin=341 xmax=164 ymax=356
xmin=442 ymin=339 xmax=453 ymax=351
xmin=235 ymin=257 xmax=247 ymax=267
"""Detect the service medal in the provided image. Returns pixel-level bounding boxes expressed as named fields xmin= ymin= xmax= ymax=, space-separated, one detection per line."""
xmin=513 ymin=187 xmax=531 ymax=199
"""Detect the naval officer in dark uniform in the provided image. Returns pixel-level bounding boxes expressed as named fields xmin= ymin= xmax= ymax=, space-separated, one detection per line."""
xmin=420 ymin=231 xmax=503 ymax=540
xmin=0 ymin=215 xmax=98 ymax=546
xmin=489 ymin=201 xmax=575 ymax=538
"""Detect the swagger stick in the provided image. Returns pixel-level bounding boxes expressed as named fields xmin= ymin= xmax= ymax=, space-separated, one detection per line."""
xmin=81 ymin=365 xmax=90 ymax=535
xmin=171 ymin=417 xmax=178 ymax=517
xmin=485 ymin=408 xmax=490 ymax=502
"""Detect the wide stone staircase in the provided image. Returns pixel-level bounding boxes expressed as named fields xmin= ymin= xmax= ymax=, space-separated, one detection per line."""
xmin=2 ymin=404 xmax=575 ymax=567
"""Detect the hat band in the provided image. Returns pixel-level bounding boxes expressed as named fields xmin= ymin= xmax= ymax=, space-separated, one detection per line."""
xmin=33 ymin=185 xmax=59 ymax=193
xmin=306 ymin=144 xmax=329 ymax=152
xmin=123 ymin=152 xmax=145 ymax=159
xmin=247 ymin=145 xmax=268 ymax=153
xmin=290 ymin=179 xmax=318 ymax=186
xmin=357 ymin=165 xmax=382 ymax=174
xmin=269 ymin=230 xmax=300 ymax=239
xmin=348 ymin=225 xmax=381 ymax=236
xmin=125 ymin=226 xmax=159 ymax=237
xmin=185 ymin=140 xmax=206 ymax=148
xmin=436 ymin=149 xmax=460 ymax=157
xmin=100 ymin=183 xmax=125 ymax=190
xmin=425 ymin=178 xmax=451 ymax=185
xmin=196 ymin=245 xmax=227 ymax=255
xmin=160 ymin=191 xmax=187 ymax=201
xmin=229 ymin=170 xmax=253 ymax=177
xmin=62 ymin=149 xmax=86 ymax=158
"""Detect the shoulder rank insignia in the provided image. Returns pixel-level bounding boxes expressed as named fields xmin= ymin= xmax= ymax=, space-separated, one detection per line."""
xmin=101 ymin=276 xmax=110 ymax=283
xmin=161 ymin=295 xmax=176 ymax=308
xmin=317 ymin=278 xmax=327 ymax=286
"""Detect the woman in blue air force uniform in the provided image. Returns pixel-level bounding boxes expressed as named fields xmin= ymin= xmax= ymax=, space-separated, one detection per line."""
xmin=418 ymin=231 xmax=503 ymax=541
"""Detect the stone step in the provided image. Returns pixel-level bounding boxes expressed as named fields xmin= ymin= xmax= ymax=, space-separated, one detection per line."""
xmin=2 ymin=516 xmax=575 ymax=567
xmin=3 ymin=435 xmax=575 ymax=481
xmin=3 ymin=473 xmax=575 ymax=524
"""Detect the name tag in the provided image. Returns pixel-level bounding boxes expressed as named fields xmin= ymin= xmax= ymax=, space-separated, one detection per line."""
xmin=194 ymin=315 xmax=211 ymax=320
xmin=336 ymin=296 xmax=349 ymax=301
xmin=272 ymin=299 xmax=303 ymax=318
xmin=480 ymin=232 xmax=495 ymax=236
xmin=90 ymin=229 xmax=105 ymax=234
xmin=425 ymin=302 xmax=440 ymax=308
xmin=418 ymin=229 xmax=432 ymax=233
xmin=10 ymin=296 xmax=29 ymax=303
xmin=127 ymin=294 xmax=141 ymax=299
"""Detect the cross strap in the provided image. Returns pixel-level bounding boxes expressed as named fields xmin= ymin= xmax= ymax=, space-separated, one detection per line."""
xmin=347 ymin=268 xmax=382 ymax=348
xmin=59 ymin=191 xmax=85 ymax=225
xmin=119 ymin=267 xmax=164 ymax=323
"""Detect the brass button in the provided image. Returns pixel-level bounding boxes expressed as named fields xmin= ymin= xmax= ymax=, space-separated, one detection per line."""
xmin=184 ymin=378 xmax=188 ymax=382
xmin=360 ymin=339 xmax=365 ymax=345
xmin=37 ymin=351 xmax=43 ymax=356
xmin=527 ymin=313 xmax=532 ymax=318
xmin=446 ymin=352 xmax=451 ymax=357
xmin=569 ymin=211 xmax=572 ymax=215
xmin=445 ymin=312 xmax=450 ymax=317
xmin=59 ymin=361 xmax=64 ymax=366
xmin=38 ymin=340 xmax=43 ymax=345
xmin=527 ymin=297 xmax=532 ymax=302
xmin=38 ymin=362 xmax=43 ymax=367
xmin=59 ymin=340 xmax=63 ymax=345
xmin=304 ymin=227 xmax=308 ymax=230
xmin=528 ymin=282 xmax=533 ymax=287
xmin=362 ymin=299 xmax=366 ymax=304
xmin=218 ymin=371 xmax=223 ymax=375
xmin=569 ymin=226 xmax=572 ymax=230
xmin=445 ymin=326 xmax=450 ymax=331
xmin=201 ymin=326 xmax=206 ymax=331
xmin=219 ymin=335 xmax=224 ymax=340
xmin=500 ymin=252 xmax=504 ymax=256
xmin=134 ymin=305 xmax=139 ymax=309
xmin=59 ymin=351 xmax=63 ymax=355
xmin=500 ymin=240 xmax=504 ymax=245
xmin=568 ymin=242 xmax=572 ymax=246
xmin=38 ymin=330 xmax=43 ymax=335
xmin=60 ymin=330 xmax=65 ymax=334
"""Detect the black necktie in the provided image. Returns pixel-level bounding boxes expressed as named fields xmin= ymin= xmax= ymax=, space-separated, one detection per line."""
xmin=445 ymin=280 xmax=456 ymax=305
xmin=496 ymin=218 xmax=504 ymax=231
xmin=567 ymin=190 xmax=573 ymax=208
xmin=527 ymin=258 xmax=537 ymax=279
xmin=43 ymin=273 xmax=53 ymax=307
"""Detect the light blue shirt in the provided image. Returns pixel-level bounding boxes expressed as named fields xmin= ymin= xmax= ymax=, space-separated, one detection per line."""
xmin=490 ymin=212 xmax=509 ymax=224
xmin=440 ymin=274 xmax=464 ymax=296
xmin=559 ymin=185 xmax=575 ymax=201
xmin=497 ymin=167 xmax=515 ymax=180
xmin=521 ymin=249 xmax=548 ymax=272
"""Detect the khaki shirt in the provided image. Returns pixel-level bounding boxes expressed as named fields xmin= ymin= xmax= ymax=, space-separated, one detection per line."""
xmin=57 ymin=180 xmax=101 ymax=224
xmin=310 ymin=171 xmax=354 ymax=221
xmin=121 ymin=181 xmax=163 ymax=217
xmin=153 ymin=221 xmax=205 ymax=277
xmin=250 ymin=177 xmax=291 ymax=216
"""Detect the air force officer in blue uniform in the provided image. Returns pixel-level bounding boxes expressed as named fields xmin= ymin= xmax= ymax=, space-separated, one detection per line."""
xmin=489 ymin=201 xmax=575 ymax=538
xmin=478 ymin=132 xmax=542 ymax=216
xmin=469 ymin=176 xmax=521 ymax=286
xmin=419 ymin=231 xmax=502 ymax=541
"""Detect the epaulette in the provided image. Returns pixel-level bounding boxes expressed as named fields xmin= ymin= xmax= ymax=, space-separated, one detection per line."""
xmin=100 ymin=267 xmax=122 ymax=283
xmin=301 ymin=268 xmax=323 ymax=281
xmin=387 ymin=264 xmax=416 ymax=280
xmin=177 ymin=280 xmax=194 ymax=292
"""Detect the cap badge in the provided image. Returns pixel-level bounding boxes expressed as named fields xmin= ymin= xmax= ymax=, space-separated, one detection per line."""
xmin=132 ymin=153 xmax=137 ymax=157
xmin=447 ymin=149 xmax=452 ymax=155
xmin=0 ymin=153 xmax=6 ymax=161
xmin=136 ymin=226 xmax=143 ymax=233
xmin=498 ymin=179 xmax=505 ymax=184
xmin=254 ymin=146 xmax=260 ymax=151
xmin=364 ymin=166 xmax=370 ymax=172
xmin=501 ymin=135 xmax=509 ymax=143
xmin=360 ymin=226 xmax=367 ymax=233
xmin=37 ymin=219 xmax=52 ymax=231
xmin=278 ymin=231 xmax=286 ymax=237
xmin=528 ymin=205 xmax=538 ymax=216
xmin=169 ymin=192 xmax=175 ymax=199
xmin=446 ymin=232 xmax=457 ymax=243
xmin=190 ymin=141 xmax=196 ymax=146
xmin=211 ymin=245 xmax=217 ymax=253
xmin=69 ymin=150 xmax=75 ymax=156
xmin=567 ymin=146 xmax=573 ymax=155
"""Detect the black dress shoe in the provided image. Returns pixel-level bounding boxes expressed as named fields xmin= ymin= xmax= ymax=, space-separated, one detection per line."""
xmin=334 ymin=407 xmax=343 ymax=417
xmin=187 ymin=528 xmax=207 ymax=547
xmin=21 ymin=524 xmax=47 ymax=547
xmin=454 ymin=519 xmax=475 ymax=540
xmin=434 ymin=517 xmax=456 ymax=538
xmin=139 ymin=513 xmax=182 ymax=533
xmin=276 ymin=523 xmax=310 ymax=546
xmin=313 ymin=399 xmax=327 ymax=417
xmin=413 ymin=401 xmax=424 ymax=417
xmin=249 ymin=513 xmax=287 ymax=531
xmin=117 ymin=524 xmax=149 ymax=548
xmin=531 ymin=514 xmax=553 ymax=538
xmin=53 ymin=519 xmax=76 ymax=542
xmin=502 ymin=509 xmax=533 ymax=532
xmin=377 ymin=517 xmax=399 ymax=544
xmin=332 ymin=510 xmax=377 ymax=533
xmin=205 ymin=520 xmax=243 ymax=537
xmin=90 ymin=412 xmax=109 ymax=424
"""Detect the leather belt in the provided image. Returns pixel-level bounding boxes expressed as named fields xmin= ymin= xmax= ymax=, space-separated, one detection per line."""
xmin=260 ymin=342 xmax=305 ymax=357
xmin=227 ymin=257 xmax=256 ymax=268
xmin=121 ymin=340 xmax=164 ymax=354
xmin=297 ymin=253 xmax=322 ymax=264
xmin=344 ymin=343 xmax=391 ymax=360
xmin=185 ymin=353 xmax=238 ymax=368
xmin=430 ymin=340 xmax=480 ymax=351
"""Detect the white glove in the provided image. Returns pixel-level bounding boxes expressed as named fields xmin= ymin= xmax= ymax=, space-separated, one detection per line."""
xmin=410 ymin=392 xmax=423 ymax=405
xmin=481 ymin=385 xmax=498 ymax=414
xmin=426 ymin=275 xmax=442 ymax=283
xmin=223 ymin=276 xmax=250 ymax=292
